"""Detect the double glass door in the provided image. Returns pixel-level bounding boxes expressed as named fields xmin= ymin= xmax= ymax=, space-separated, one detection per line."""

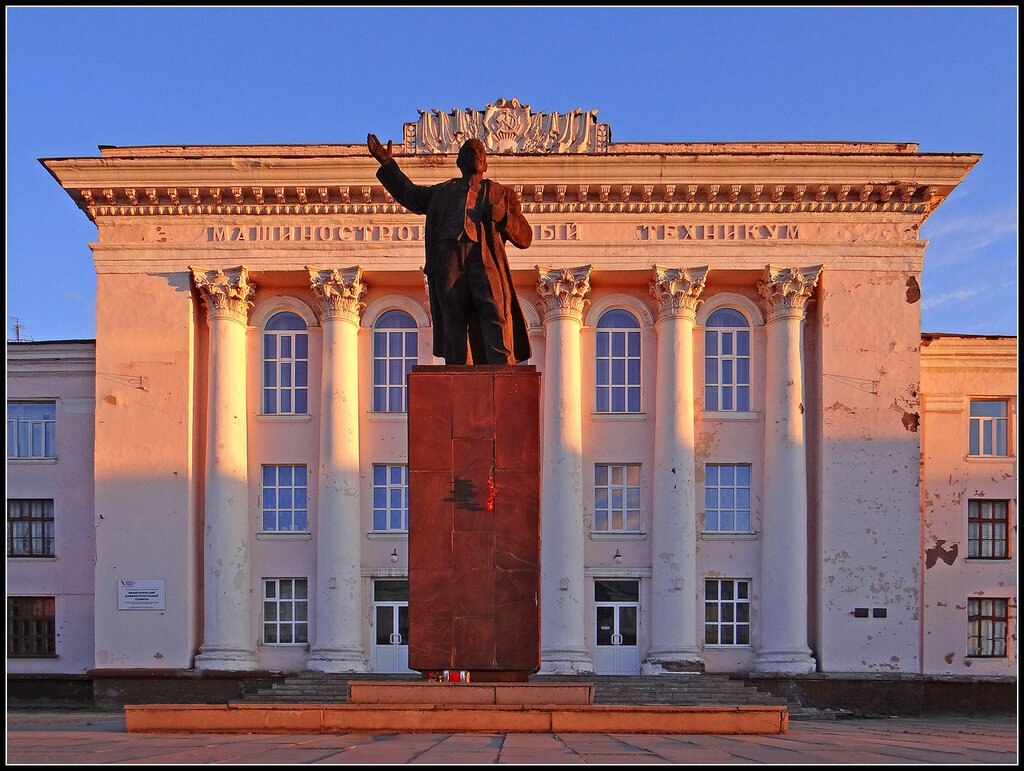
xmin=372 ymin=580 xmax=414 ymax=673
xmin=594 ymin=579 xmax=640 ymax=674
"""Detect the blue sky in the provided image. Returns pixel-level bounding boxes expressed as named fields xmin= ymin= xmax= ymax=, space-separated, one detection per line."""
xmin=6 ymin=7 xmax=1018 ymax=341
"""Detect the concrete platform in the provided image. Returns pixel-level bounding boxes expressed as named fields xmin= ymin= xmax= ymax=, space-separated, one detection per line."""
xmin=348 ymin=681 xmax=594 ymax=705
xmin=123 ymin=702 xmax=788 ymax=734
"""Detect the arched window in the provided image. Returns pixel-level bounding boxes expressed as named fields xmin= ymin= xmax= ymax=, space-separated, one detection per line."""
xmin=596 ymin=309 xmax=641 ymax=413
xmin=263 ymin=311 xmax=308 ymax=414
xmin=704 ymin=308 xmax=750 ymax=411
xmin=373 ymin=310 xmax=418 ymax=413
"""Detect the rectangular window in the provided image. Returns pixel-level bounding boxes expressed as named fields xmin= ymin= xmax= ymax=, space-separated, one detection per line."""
xmin=7 ymin=499 xmax=55 ymax=557
xmin=372 ymin=464 xmax=409 ymax=532
xmin=704 ymin=579 xmax=751 ymax=646
xmin=7 ymin=401 xmax=56 ymax=459
xmin=968 ymin=500 xmax=1010 ymax=559
xmin=967 ymin=597 xmax=1008 ymax=657
xmin=594 ymin=463 xmax=641 ymax=532
xmin=969 ymin=400 xmax=1008 ymax=457
xmin=263 ymin=578 xmax=308 ymax=645
xmin=260 ymin=465 xmax=308 ymax=532
xmin=704 ymin=464 xmax=752 ymax=533
xmin=7 ymin=597 xmax=56 ymax=657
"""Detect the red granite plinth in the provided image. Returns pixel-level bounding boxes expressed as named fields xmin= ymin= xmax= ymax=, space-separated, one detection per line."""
xmin=408 ymin=365 xmax=541 ymax=680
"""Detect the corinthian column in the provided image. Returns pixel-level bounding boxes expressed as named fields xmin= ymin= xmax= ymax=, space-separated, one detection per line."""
xmin=306 ymin=266 xmax=370 ymax=672
xmin=754 ymin=264 xmax=822 ymax=674
xmin=191 ymin=266 xmax=257 ymax=671
xmin=536 ymin=265 xmax=593 ymax=674
xmin=644 ymin=265 xmax=708 ymax=674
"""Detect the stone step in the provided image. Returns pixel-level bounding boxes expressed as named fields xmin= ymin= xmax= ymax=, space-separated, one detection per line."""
xmin=235 ymin=672 xmax=815 ymax=715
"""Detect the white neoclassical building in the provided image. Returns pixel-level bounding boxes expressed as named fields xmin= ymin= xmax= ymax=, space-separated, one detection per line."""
xmin=8 ymin=101 xmax=1016 ymax=688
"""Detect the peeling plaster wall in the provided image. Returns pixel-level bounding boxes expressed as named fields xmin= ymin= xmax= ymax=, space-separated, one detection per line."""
xmin=816 ymin=269 xmax=923 ymax=672
xmin=7 ymin=345 xmax=96 ymax=674
xmin=921 ymin=337 xmax=1017 ymax=675
xmin=92 ymin=268 xmax=200 ymax=669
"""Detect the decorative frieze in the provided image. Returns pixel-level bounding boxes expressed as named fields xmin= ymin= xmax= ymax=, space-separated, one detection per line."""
xmin=307 ymin=266 xmax=367 ymax=323
xmin=72 ymin=181 xmax=940 ymax=219
xmin=190 ymin=266 xmax=255 ymax=322
xmin=403 ymin=98 xmax=610 ymax=155
xmin=757 ymin=265 xmax=823 ymax=321
xmin=649 ymin=265 xmax=709 ymax=321
xmin=536 ymin=265 xmax=592 ymax=321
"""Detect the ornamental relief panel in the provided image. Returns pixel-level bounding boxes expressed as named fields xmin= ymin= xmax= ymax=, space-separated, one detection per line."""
xmin=403 ymin=98 xmax=609 ymax=155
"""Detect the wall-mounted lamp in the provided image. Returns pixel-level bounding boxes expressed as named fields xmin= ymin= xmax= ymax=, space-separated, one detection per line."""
xmin=613 ymin=549 xmax=623 ymax=564
xmin=390 ymin=548 xmax=400 ymax=563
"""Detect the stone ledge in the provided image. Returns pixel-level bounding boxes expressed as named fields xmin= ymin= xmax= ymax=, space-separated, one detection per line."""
xmin=124 ymin=703 xmax=787 ymax=735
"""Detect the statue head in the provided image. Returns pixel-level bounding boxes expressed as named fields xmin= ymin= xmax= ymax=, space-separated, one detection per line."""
xmin=456 ymin=139 xmax=488 ymax=177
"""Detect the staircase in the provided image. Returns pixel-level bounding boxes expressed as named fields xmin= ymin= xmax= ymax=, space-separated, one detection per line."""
xmin=237 ymin=672 xmax=831 ymax=719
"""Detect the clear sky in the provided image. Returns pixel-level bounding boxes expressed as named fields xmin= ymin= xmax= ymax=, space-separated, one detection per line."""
xmin=6 ymin=6 xmax=1018 ymax=341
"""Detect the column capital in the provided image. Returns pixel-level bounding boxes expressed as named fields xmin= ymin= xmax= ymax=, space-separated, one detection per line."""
xmin=190 ymin=266 xmax=255 ymax=322
xmin=649 ymin=265 xmax=709 ymax=322
xmin=308 ymin=265 xmax=367 ymax=323
xmin=757 ymin=265 xmax=823 ymax=322
xmin=536 ymin=264 xmax=592 ymax=322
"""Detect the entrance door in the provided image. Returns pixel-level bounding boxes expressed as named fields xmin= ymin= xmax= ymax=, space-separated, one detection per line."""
xmin=594 ymin=579 xmax=641 ymax=674
xmin=372 ymin=580 xmax=414 ymax=673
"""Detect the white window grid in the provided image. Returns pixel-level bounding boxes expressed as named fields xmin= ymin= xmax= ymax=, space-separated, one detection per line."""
xmin=372 ymin=311 xmax=418 ymax=413
xmin=969 ymin=400 xmax=1008 ymax=457
xmin=263 ymin=578 xmax=308 ymax=645
xmin=704 ymin=578 xmax=751 ymax=646
xmin=262 ymin=327 xmax=309 ymax=415
xmin=967 ymin=597 xmax=1008 ymax=657
xmin=968 ymin=500 xmax=1009 ymax=559
xmin=594 ymin=463 xmax=641 ymax=532
xmin=373 ymin=465 xmax=409 ymax=532
xmin=704 ymin=312 xmax=751 ymax=412
xmin=704 ymin=464 xmax=752 ymax=533
xmin=7 ymin=402 xmax=56 ymax=459
xmin=261 ymin=465 xmax=308 ymax=532
xmin=7 ymin=499 xmax=55 ymax=557
xmin=595 ymin=311 xmax=641 ymax=413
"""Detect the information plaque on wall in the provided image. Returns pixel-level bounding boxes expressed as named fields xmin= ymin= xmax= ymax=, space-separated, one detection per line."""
xmin=117 ymin=579 xmax=166 ymax=610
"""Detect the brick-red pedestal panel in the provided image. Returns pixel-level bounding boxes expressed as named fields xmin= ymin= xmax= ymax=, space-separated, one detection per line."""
xmin=408 ymin=366 xmax=541 ymax=677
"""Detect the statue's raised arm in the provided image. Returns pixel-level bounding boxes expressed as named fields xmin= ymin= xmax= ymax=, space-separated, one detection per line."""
xmin=367 ymin=133 xmax=393 ymax=165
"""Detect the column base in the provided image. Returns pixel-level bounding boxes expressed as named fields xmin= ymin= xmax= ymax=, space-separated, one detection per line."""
xmin=306 ymin=648 xmax=370 ymax=674
xmin=539 ymin=648 xmax=594 ymax=675
xmin=194 ymin=645 xmax=258 ymax=672
xmin=754 ymin=648 xmax=816 ymax=674
xmin=642 ymin=650 xmax=705 ymax=675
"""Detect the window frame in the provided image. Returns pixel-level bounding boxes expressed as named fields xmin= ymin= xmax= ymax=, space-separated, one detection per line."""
xmin=262 ymin=578 xmax=309 ymax=646
xmin=7 ymin=499 xmax=55 ymax=558
xmin=372 ymin=310 xmax=418 ymax=414
xmin=703 ymin=464 xmax=753 ymax=534
xmin=703 ymin=309 xmax=752 ymax=413
xmin=704 ymin=578 xmax=751 ymax=647
xmin=372 ymin=464 xmax=409 ymax=532
xmin=967 ymin=499 xmax=1010 ymax=560
xmin=968 ymin=400 xmax=1009 ymax=457
xmin=967 ymin=597 xmax=1009 ymax=658
xmin=7 ymin=401 xmax=57 ymax=460
xmin=259 ymin=465 xmax=309 ymax=533
xmin=593 ymin=463 xmax=642 ymax=533
xmin=7 ymin=596 xmax=57 ymax=657
xmin=261 ymin=312 xmax=310 ymax=416
xmin=595 ymin=309 xmax=642 ymax=414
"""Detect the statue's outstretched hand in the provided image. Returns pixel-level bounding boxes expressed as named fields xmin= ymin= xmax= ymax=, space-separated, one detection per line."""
xmin=367 ymin=134 xmax=393 ymax=165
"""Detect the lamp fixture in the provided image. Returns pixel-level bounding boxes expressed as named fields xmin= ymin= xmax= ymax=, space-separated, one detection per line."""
xmin=390 ymin=548 xmax=400 ymax=563
xmin=613 ymin=549 xmax=623 ymax=564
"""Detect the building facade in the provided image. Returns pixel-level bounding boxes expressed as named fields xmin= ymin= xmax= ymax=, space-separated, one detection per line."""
xmin=10 ymin=101 xmax=1015 ymax=680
